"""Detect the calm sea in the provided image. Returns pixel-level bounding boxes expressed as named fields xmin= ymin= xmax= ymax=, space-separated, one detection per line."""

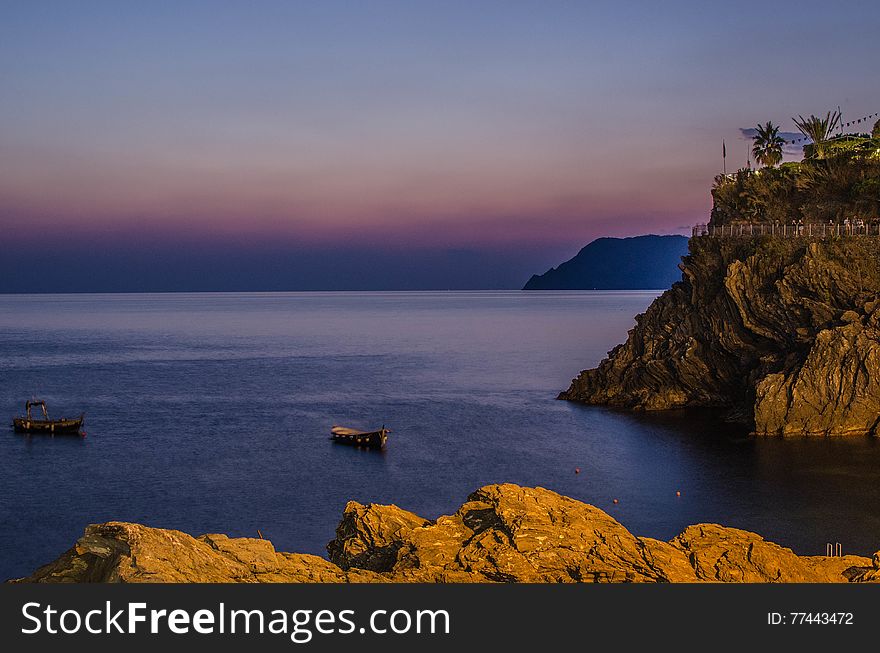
xmin=2 ymin=291 xmax=879 ymax=580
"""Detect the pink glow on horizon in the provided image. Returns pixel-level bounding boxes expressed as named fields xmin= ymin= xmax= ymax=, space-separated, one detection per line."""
xmin=0 ymin=135 xmax=707 ymax=250
xmin=3 ymin=2 xmax=874 ymax=259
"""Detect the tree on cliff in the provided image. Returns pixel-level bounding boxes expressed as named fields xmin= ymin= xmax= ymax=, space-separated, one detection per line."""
xmin=793 ymin=110 xmax=841 ymax=158
xmin=751 ymin=121 xmax=785 ymax=167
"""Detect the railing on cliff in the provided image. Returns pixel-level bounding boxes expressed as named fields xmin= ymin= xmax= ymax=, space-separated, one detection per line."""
xmin=692 ymin=222 xmax=880 ymax=238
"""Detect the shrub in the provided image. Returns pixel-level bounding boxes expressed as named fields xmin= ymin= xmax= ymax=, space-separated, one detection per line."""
xmin=711 ymin=145 xmax=880 ymax=225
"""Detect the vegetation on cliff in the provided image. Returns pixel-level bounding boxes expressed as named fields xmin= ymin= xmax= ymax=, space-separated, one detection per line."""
xmin=712 ymin=118 xmax=880 ymax=226
xmin=711 ymin=150 xmax=880 ymax=226
xmin=11 ymin=484 xmax=879 ymax=583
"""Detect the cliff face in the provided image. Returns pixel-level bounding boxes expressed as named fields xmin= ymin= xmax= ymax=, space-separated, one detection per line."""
xmin=11 ymin=484 xmax=878 ymax=583
xmin=560 ymin=236 xmax=880 ymax=436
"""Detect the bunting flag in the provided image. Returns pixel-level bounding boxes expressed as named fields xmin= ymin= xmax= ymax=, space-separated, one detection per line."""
xmin=783 ymin=110 xmax=879 ymax=145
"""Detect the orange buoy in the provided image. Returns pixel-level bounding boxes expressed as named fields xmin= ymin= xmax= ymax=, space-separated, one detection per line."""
xmin=676 ymin=491 xmax=681 ymax=497
xmin=612 ymin=499 xmax=619 ymax=504
xmin=575 ymin=467 xmax=580 ymax=474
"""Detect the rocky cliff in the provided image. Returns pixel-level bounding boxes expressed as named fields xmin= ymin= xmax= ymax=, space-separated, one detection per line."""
xmin=11 ymin=484 xmax=877 ymax=583
xmin=560 ymin=236 xmax=880 ymax=436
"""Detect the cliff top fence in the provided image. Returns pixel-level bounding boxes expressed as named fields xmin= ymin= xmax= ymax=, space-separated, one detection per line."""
xmin=692 ymin=221 xmax=880 ymax=238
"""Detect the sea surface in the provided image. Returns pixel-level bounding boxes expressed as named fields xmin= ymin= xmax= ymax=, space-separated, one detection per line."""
xmin=2 ymin=291 xmax=880 ymax=580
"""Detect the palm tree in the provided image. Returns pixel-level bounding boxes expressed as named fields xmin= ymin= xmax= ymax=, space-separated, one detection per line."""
xmin=793 ymin=110 xmax=842 ymax=158
xmin=751 ymin=121 xmax=785 ymax=167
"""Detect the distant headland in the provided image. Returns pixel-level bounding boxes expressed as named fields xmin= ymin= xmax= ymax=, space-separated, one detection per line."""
xmin=522 ymin=235 xmax=689 ymax=290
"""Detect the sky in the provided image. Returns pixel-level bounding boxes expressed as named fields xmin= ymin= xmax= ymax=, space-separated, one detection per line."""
xmin=1 ymin=0 xmax=879 ymax=290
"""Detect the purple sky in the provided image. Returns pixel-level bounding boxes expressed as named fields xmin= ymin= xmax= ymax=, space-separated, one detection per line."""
xmin=1 ymin=1 xmax=878 ymax=290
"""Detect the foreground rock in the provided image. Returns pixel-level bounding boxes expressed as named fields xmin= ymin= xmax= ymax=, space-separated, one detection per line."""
xmin=12 ymin=484 xmax=876 ymax=583
xmin=560 ymin=237 xmax=880 ymax=436
xmin=13 ymin=523 xmax=383 ymax=584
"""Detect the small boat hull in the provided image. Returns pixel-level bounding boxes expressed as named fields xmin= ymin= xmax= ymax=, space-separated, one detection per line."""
xmin=12 ymin=416 xmax=84 ymax=435
xmin=330 ymin=426 xmax=389 ymax=449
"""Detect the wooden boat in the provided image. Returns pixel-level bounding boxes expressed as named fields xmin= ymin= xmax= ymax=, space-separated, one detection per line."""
xmin=12 ymin=400 xmax=84 ymax=435
xmin=330 ymin=425 xmax=390 ymax=449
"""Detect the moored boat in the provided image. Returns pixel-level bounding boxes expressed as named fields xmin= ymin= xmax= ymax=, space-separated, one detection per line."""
xmin=12 ymin=400 xmax=84 ymax=435
xmin=330 ymin=425 xmax=389 ymax=449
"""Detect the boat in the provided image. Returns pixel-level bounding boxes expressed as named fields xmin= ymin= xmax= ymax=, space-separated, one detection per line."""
xmin=330 ymin=425 xmax=390 ymax=449
xmin=12 ymin=400 xmax=84 ymax=435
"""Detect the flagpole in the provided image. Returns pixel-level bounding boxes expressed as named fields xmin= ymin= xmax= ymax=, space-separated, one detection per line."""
xmin=723 ymin=139 xmax=726 ymax=175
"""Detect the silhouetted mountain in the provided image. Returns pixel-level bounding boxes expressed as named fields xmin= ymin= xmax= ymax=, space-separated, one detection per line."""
xmin=523 ymin=235 xmax=689 ymax=290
